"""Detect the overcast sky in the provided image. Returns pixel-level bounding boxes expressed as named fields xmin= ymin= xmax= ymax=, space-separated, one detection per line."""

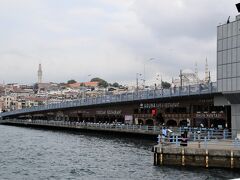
xmin=0 ymin=0 xmax=239 ymax=85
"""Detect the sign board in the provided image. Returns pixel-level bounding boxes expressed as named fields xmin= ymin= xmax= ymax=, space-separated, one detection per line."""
xmin=140 ymin=103 xmax=179 ymax=109
xmin=96 ymin=110 xmax=122 ymax=115
xmin=125 ymin=115 xmax=133 ymax=125
xmin=195 ymin=113 xmax=224 ymax=119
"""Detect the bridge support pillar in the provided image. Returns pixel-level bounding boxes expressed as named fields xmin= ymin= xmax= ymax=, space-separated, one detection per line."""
xmin=231 ymin=104 xmax=240 ymax=138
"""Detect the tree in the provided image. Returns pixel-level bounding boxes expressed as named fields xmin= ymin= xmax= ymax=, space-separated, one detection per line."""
xmin=67 ymin=79 xmax=77 ymax=84
xmin=161 ymin=81 xmax=171 ymax=89
xmin=90 ymin=77 xmax=108 ymax=88
xmin=112 ymin=82 xmax=119 ymax=87
xmin=80 ymin=83 xmax=85 ymax=87
xmin=33 ymin=83 xmax=39 ymax=94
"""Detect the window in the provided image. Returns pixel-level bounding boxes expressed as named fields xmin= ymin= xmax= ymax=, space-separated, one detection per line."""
xmin=237 ymin=35 xmax=240 ymax=47
xmin=237 ymin=77 xmax=240 ymax=90
xmin=233 ymin=22 xmax=238 ymax=36
xmin=228 ymin=37 xmax=232 ymax=49
xmin=232 ymin=78 xmax=237 ymax=91
xmin=232 ymin=36 xmax=237 ymax=48
xmin=222 ymin=65 xmax=227 ymax=78
xmin=217 ymin=66 xmax=223 ymax=79
xmin=232 ymin=48 xmax=237 ymax=63
xmin=217 ymin=51 xmax=223 ymax=65
xmin=237 ymin=48 xmax=240 ymax=62
xmin=228 ymin=23 xmax=233 ymax=37
xmin=223 ymin=38 xmax=228 ymax=50
xmin=237 ymin=63 xmax=240 ymax=77
xmin=227 ymin=49 xmax=232 ymax=64
xmin=223 ymin=24 xmax=228 ymax=38
xmin=223 ymin=79 xmax=227 ymax=91
xmin=217 ymin=79 xmax=223 ymax=92
xmin=217 ymin=26 xmax=223 ymax=39
xmin=223 ymin=50 xmax=227 ymax=64
xmin=218 ymin=40 xmax=223 ymax=51
xmin=227 ymin=79 xmax=232 ymax=91
xmin=238 ymin=20 xmax=240 ymax=34
xmin=232 ymin=63 xmax=237 ymax=77
xmin=227 ymin=64 xmax=232 ymax=78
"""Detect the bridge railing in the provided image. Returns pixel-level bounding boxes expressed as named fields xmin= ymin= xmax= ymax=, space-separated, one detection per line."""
xmin=0 ymin=82 xmax=217 ymax=117
xmin=2 ymin=119 xmax=240 ymax=141
xmin=156 ymin=135 xmax=240 ymax=149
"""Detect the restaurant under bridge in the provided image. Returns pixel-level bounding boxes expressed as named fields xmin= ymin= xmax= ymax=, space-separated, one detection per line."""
xmin=0 ymin=83 xmax=231 ymax=129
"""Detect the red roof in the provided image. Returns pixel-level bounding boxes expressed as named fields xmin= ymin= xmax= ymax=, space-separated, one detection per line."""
xmin=68 ymin=83 xmax=81 ymax=88
xmin=25 ymin=97 xmax=48 ymax=102
xmin=83 ymin=82 xmax=99 ymax=87
xmin=68 ymin=82 xmax=99 ymax=88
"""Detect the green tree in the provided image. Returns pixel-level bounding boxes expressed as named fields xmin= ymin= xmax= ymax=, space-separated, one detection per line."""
xmin=112 ymin=82 xmax=119 ymax=87
xmin=67 ymin=79 xmax=77 ymax=84
xmin=90 ymin=77 xmax=108 ymax=88
xmin=33 ymin=83 xmax=39 ymax=94
xmin=80 ymin=83 xmax=85 ymax=87
xmin=161 ymin=81 xmax=171 ymax=89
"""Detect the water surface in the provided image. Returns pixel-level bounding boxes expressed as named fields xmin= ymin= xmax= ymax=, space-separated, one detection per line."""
xmin=0 ymin=125 xmax=239 ymax=180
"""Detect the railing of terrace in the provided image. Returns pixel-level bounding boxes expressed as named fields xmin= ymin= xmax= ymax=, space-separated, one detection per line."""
xmin=2 ymin=118 xmax=240 ymax=142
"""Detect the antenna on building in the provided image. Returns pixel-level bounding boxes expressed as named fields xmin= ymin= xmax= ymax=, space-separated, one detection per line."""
xmin=227 ymin=16 xmax=231 ymax=24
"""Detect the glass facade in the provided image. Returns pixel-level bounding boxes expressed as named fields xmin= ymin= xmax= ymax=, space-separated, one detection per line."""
xmin=217 ymin=15 xmax=240 ymax=93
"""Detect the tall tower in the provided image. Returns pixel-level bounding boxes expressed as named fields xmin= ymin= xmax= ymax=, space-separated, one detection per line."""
xmin=205 ymin=58 xmax=209 ymax=83
xmin=38 ymin=64 xmax=43 ymax=84
xmin=194 ymin=62 xmax=199 ymax=84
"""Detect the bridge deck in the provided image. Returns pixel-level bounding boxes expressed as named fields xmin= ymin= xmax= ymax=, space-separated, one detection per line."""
xmin=0 ymin=83 xmax=217 ymax=117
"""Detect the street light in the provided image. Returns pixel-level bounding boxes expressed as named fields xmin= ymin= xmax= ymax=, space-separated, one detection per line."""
xmin=156 ymin=73 xmax=163 ymax=89
xmin=143 ymin=58 xmax=155 ymax=87
xmin=87 ymin=74 xmax=92 ymax=82
xmin=136 ymin=73 xmax=142 ymax=94
xmin=143 ymin=57 xmax=162 ymax=88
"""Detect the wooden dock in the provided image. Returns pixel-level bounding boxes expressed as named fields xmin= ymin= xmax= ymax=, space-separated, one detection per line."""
xmin=153 ymin=141 xmax=240 ymax=169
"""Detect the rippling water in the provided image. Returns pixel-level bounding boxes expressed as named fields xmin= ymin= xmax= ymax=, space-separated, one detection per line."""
xmin=0 ymin=125 xmax=240 ymax=180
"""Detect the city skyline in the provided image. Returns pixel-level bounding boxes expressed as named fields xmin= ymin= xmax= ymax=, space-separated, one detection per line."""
xmin=0 ymin=0 xmax=238 ymax=85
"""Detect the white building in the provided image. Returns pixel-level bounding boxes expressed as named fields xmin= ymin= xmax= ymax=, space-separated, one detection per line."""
xmin=172 ymin=62 xmax=209 ymax=87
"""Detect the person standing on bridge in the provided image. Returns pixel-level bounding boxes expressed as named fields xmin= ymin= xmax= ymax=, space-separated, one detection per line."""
xmin=162 ymin=127 xmax=168 ymax=142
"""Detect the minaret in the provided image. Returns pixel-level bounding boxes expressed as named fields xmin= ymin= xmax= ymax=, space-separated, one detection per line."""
xmin=205 ymin=58 xmax=209 ymax=83
xmin=38 ymin=64 xmax=43 ymax=84
xmin=194 ymin=62 xmax=199 ymax=84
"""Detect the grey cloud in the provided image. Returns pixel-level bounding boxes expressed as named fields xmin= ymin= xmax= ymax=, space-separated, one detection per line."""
xmin=0 ymin=0 xmax=237 ymax=84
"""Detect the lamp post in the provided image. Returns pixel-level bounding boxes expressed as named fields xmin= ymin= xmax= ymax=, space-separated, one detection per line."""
xmin=143 ymin=58 xmax=155 ymax=88
xmin=136 ymin=73 xmax=142 ymax=95
xmin=156 ymin=73 xmax=163 ymax=89
xmin=180 ymin=69 xmax=183 ymax=89
xmin=87 ymin=74 xmax=92 ymax=82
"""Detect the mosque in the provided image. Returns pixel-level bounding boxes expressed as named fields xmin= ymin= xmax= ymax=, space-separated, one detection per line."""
xmin=172 ymin=59 xmax=211 ymax=87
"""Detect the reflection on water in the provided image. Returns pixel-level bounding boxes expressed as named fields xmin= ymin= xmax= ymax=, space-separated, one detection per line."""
xmin=0 ymin=125 xmax=239 ymax=180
